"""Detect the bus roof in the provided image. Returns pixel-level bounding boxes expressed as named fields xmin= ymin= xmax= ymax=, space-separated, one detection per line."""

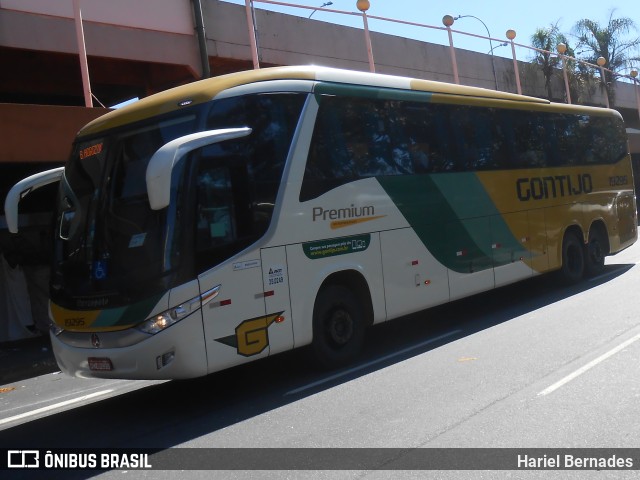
xmin=78 ymin=65 xmax=610 ymax=138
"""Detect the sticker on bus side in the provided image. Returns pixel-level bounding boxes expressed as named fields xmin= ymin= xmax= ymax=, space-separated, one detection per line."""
xmin=215 ymin=311 xmax=284 ymax=357
xmin=302 ymin=234 xmax=371 ymax=260
xmin=233 ymin=259 xmax=261 ymax=271
xmin=267 ymin=266 xmax=285 ymax=286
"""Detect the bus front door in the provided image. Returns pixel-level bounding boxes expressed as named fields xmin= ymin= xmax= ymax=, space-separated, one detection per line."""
xmin=199 ymin=257 xmax=268 ymax=373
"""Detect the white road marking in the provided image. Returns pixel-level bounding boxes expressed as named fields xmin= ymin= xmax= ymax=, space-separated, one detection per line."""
xmin=538 ymin=332 xmax=640 ymax=397
xmin=0 ymin=389 xmax=113 ymax=426
xmin=286 ymin=329 xmax=462 ymax=396
xmin=0 ymin=381 xmax=126 ymax=417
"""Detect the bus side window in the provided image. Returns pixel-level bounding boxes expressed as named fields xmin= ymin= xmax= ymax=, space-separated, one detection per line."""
xmin=397 ymin=103 xmax=435 ymax=174
xmin=611 ymin=117 xmax=628 ymax=162
xmin=510 ymin=111 xmax=547 ymax=168
xmin=341 ymin=98 xmax=396 ymax=177
xmin=301 ymin=96 xmax=415 ymax=202
xmin=589 ymin=116 xmax=628 ymax=164
xmin=195 ymin=165 xmax=236 ymax=251
xmin=300 ymin=97 xmax=351 ymax=201
xmin=193 ymin=156 xmax=256 ymax=273
xmin=491 ymin=120 xmax=511 ymax=169
xmin=543 ymin=114 xmax=560 ymax=167
xmin=421 ymin=104 xmax=456 ymax=172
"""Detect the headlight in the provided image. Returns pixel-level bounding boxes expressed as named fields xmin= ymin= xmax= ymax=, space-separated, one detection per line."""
xmin=136 ymin=284 xmax=221 ymax=335
xmin=136 ymin=305 xmax=190 ymax=335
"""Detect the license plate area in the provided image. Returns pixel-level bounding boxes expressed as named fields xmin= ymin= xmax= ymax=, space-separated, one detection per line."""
xmin=88 ymin=357 xmax=114 ymax=371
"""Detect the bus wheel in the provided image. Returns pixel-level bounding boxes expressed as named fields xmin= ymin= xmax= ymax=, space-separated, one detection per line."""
xmin=584 ymin=227 xmax=607 ymax=277
xmin=312 ymin=285 xmax=365 ymax=369
xmin=560 ymin=231 xmax=585 ymax=283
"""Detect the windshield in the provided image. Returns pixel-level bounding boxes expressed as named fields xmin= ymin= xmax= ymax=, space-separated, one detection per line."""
xmin=52 ymin=112 xmax=199 ymax=309
xmin=51 ymin=93 xmax=306 ymax=310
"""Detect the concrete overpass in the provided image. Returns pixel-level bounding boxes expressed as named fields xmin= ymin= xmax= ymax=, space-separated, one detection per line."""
xmin=1 ymin=0 xmax=639 ymax=117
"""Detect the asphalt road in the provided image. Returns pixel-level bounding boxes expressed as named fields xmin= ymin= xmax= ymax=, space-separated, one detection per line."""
xmin=2 ymin=240 xmax=640 ymax=479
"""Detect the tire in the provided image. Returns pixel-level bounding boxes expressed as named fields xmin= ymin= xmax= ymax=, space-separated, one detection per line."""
xmin=559 ymin=231 xmax=585 ymax=283
xmin=584 ymin=227 xmax=607 ymax=277
xmin=311 ymin=285 xmax=366 ymax=369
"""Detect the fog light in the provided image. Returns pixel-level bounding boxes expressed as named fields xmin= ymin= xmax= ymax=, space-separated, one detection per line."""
xmin=156 ymin=351 xmax=175 ymax=369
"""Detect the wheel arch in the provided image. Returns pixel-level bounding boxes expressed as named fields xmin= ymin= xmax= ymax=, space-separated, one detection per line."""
xmin=317 ymin=269 xmax=375 ymax=327
xmin=564 ymin=223 xmax=585 ymax=244
xmin=587 ymin=219 xmax=611 ymax=256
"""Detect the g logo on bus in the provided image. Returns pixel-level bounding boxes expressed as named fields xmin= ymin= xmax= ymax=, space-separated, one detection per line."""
xmin=215 ymin=312 xmax=284 ymax=357
xmin=91 ymin=333 xmax=101 ymax=348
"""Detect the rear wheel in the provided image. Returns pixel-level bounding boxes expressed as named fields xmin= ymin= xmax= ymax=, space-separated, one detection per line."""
xmin=312 ymin=285 xmax=366 ymax=369
xmin=559 ymin=231 xmax=585 ymax=283
xmin=584 ymin=227 xmax=607 ymax=277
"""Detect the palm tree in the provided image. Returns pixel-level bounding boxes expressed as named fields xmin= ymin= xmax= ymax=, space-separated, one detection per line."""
xmin=574 ymin=10 xmax=640 ymax=107
xmin=530 ymin=23 xmax=569 ymax=100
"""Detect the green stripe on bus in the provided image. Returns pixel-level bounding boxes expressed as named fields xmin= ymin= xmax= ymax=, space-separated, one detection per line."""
xmin=92 ymin=294 xmax=165 ymax=328
xmin=115 ymin=294 xmax=165 ymax=326
xmin=377 ymin=173 xmax=525 ymax=273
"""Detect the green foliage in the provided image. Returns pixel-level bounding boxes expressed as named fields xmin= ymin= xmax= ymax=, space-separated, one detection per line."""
xmin=573 ymin=10 xmax=640 ymax=106
xmin=530 ymin=22 xmax=571 ymax=100
xmin=529 ymin=10 xmax=640 ymax=107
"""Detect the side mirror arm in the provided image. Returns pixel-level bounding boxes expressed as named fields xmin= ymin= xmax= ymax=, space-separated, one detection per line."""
xmin=146 ymin=127 xmax=252 ymax=210
xmin=4 ymin=166 xmax=65 ymax=233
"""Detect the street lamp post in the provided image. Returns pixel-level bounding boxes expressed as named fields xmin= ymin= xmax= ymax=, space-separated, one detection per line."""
xmin=442 ymin=15 xmax=460 ymax=84
xmin=556 ymin=43 xmax=572 ymax=104
xmin=309 ymin=1 xmax=333 ymax=19
xmin=631 ymin=69 xmax=640 ymax=123
xmin=356 ymin=0 xmax=375 ymax=72
xmin=506 ymin=29 xmax=522 ymax=95
xmin=72 ymin=0 xmax=93 ymax=107
xmin=488 ymin=42 xmax=508 ymax=54
xmin=453 ymin=14 xmax=499 ymax=90
xmin=597 ymin=56 xmax=610 ymax=108
xmin=245 ymin=0 xmax=260 ymax=69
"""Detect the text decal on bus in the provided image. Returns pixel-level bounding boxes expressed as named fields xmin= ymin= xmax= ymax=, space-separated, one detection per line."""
xmin=303 ymin=234 xmax=371 ymax=260
xmin=516 ymin=173 xmax=593 ymax=201
xmin=312 ymin=204 xmax=385 ymax=229
xmin=215 ymin=311 xmax=285 ymax=357
xmin=79 ymin=142 xmax=103 ymax=160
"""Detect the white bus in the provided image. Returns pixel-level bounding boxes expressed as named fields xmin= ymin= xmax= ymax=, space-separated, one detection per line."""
xmin=5 ymin=66 xmax=637 ymax=379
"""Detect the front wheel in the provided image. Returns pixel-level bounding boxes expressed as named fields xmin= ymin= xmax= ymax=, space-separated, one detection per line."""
xmin=559 ymin=231 xmax=585 ymax=283
xmin=312 ymin=285 xmax=366 ymax=369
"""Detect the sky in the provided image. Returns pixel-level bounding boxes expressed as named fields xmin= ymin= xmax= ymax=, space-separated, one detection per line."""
xmin=225 ymin=0 xmax=640 ymax=63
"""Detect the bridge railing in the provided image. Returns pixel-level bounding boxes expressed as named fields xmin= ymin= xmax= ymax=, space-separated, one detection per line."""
xmin=243 ymin=0 xmax=640 ymax=118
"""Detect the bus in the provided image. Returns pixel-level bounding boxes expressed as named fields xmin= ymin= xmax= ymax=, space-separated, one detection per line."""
xmin=5 ymin=66 xmax=637 ymax=379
